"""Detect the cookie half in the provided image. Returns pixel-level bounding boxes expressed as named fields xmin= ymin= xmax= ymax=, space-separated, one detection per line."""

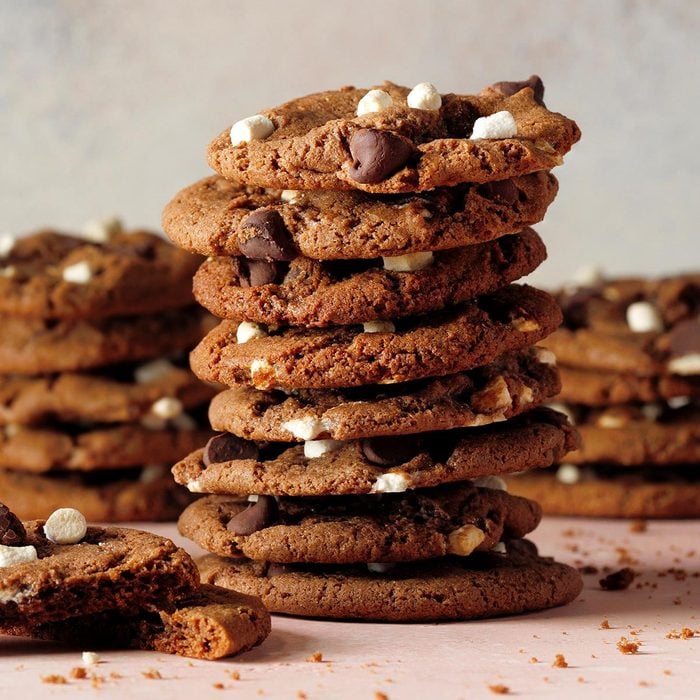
xmin=0 ymin=468 xmax=191 ymax=521
xmin=3 ymin=585 xmax=270 ymax=660
xmin=198 ymin=540 xmax=582 ymax=621
xmin=192 ymin=229 xmax=547 ymax=327
xmin=173 ymin=408 xmax=579 ymax=497
xmin=208 ymin=347 xmax=560 ymax=441
xmin=207 ymin=81 xmax=580 ymax=193
xmin=163 ymin=173 xmax=557 ymax=259
xmin=190 ymin=284 xmax=562 ymax=390
xmin=0 ymin=307 xmax=213 ymax=376
xmin=177 ymin=484 xmax=541 ymax=564
xmin=0 ymin=230 xmax=199 ymax=319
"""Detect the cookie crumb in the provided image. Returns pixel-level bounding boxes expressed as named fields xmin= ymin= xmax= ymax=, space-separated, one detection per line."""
xmin=213 ymin=683 xmax=225 ymax=690
xmin=488 ymin=684 xmax=510 ymax=695
xmin=663 ymin=670 xmax=672 ymax=676
xmin=578 ymin=565 xmax=599 ymax=575
xmin=42 ymin=675 xmax=68 ymax=684
xmin=297 ymin=693 xmax=308 ymax=699
xmin=600 ymin=618 xmax=611 ymax=629
xmin=142 ymin=669 xmax=163 ymax=679
xmin=616 ymin=637 xmax=640 ymax=654
xmin=629 ymin=520 xmax=647 ymax=533
xmin=552 ymin=654 xmax=568 ymax=668
xmin=666 ymin=627 xmax=695 ymax=639
xmin=577 ymin=677 xmax=585 ymax=683
xmin=600 ymin=567 xmax=635 ymax=591
xmin=374 ymin=693 xmax=389 ymax=700
xmin=306 ymin=651 xmax=323 ymax=663
xmin=529 ymin=657 xmax=538 ymax=664
xmin=70 ymin=667 xmax=87 ymax=680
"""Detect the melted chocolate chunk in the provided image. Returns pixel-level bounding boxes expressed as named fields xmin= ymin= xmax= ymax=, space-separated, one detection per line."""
xmin=240 ymin=210 xmax=297 ymax=261
xmin=227 ymin=496 xmax=278 ymax=535
xmin=489 ymin=75 xmax=545 ymax=105
xmin=348 ymin=129 xmax=415 ymax=184
xmin=360 ymin=435 xmax=424 ymax=466
xmin=477 ymin=178 xmax=519 ymax=205
xmin=0 ymin=503 xmax=27 ymax=546
xmin=669 ymin=318 xmax=700 ymax=358
xmin=203 ymin=434 xmax=259 ymax=466
xmin=239 ymin=258 xmax=287 ymax=287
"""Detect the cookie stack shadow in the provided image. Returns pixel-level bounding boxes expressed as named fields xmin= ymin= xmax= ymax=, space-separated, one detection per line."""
xmin=164 ymin=78 xmax=584 ymax=620
xmin=509 ymin=273 xmax=700 ymax=518
xmin=0 ymin=224 xmax=215 ymax=521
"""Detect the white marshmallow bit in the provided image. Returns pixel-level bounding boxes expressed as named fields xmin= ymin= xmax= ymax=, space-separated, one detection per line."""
xmin=367 ymin=562 xmax=396 ymax=574
xmin=230 ymin=114 xmax=274 ymax=146
xmin=0 ymin=265 xmax=15 ymax=278
xmin=4 ymin=423 xmax=20 ymax=438
xmin=470 ymin=110 xmax=517 ymax=140
xmin=407 ymin=82 xmax=442 ymax=110
xmin=43 ymin=508 xmax=87 ymax=545
xmin=556 ymin=463 xmax=581 ymax=485
xmin=382 ymin=251 xmax=434 ymax=272
xmin=282 ymin=416 xmax=325 ymax=441
xmin=247 ymin=494 xmax=259 ymax=503
xmin=473 ymin=475 xmax=507 ymax=491
xmin=187 ymin=479 xmax=204 ymax=493
xmin=139 ymin=464 xmax=167 ymax=484
xmin=363 ymin=320 xmax=396 ymax=334
xmin=237 ymin=321 xmax=268 ymax=344
xmin=82 ymin=651 xmax=101 ymax=666
xmin=303 ymin=439 xmax=343 ymax=458
xmin=533 ymin=347 xmax=557 ymax=366
xmin=370 ymin=472 xmax=410 ymax=493
xmin=80 ymin=216 xmax=123 ymax=243
xmin=491 ymin=542 xmax=507 ymax=554
xmin=596 ymin=411 xmax=625 ymax=429
xmin=134 ymin=358 xmax=177 ymax=384
xmin=547 ymin=401 xmax=576 ymax=425
xmin=62 ymin=261 xmax=92 ymax=284
xmin=641 ymin=404 xmax=663 ymax=421
xmin=668 ymin=353 xmax=700 ymax=376
xmin=668 ymin=396 xmax=691 ymax=409
xmin=0 ymin=233 xmax=15 ymax=257
xmin=0 ymin=545 xmax=38 ymax=568
xmin=626 ymin=301 xmax=663 ymax=333
xmin=150 ymin=396 xmax=183 ymax=420
xmin=572 ymin=265 xmax=605 ymax=287
xmin=356 ymin=89 xmax=393 ymax=117
xmin=280 ymin=190 xmax=299 ymax=203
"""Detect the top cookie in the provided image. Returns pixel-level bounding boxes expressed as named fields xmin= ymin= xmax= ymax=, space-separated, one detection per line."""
xmin=207 ymin=79 xmax=580 ymax=193
xmin=0 ymin=229 xmax=200 ymax=319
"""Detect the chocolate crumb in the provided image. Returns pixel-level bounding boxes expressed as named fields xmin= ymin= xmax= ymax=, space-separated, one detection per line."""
xmin=552 ymin=654 xmax=568 ymax=668
xmin=616 ymin=637 xmax=640 ymax=654
xmin=213 ymin=683 xmax=225 ymax=690
xmin=578 ymin=565 xmax=599 ymax=575
xmin=600 ymin=567 xmax=635 ymax=590
xmin=374 ymin=693 xmax=389 ymax=700
xmin=488 ymin=684 xmax=510 ymax=695
xmin=629 ymin=520 xmax=648 ymax=533
xmin=70 ymin=667 xmax=87 ymax=680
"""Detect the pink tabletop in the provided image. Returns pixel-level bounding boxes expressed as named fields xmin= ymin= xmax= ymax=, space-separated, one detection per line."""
xmin=1 ymin=517 xmax=698 ymax=699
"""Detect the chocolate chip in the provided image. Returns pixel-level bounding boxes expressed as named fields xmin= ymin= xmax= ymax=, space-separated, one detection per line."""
xmin=227 ymin=496 xmax=278 ymax=536
xmin=203 ymin=434 xmax=259 ymax=466
xmin=348 ymin=129 xmax=414 ymax=184
xmin=599 ymin=567 xmax=635 ymax=591
xmin=0 ymin=503 xmax=26 ymax=546
xmin=360 ymin=435 xmax=424 ymax=466
xmin=558 ymin=287 xmax=601 ymax=329
xmin=489 ymin=75 xmax=545 ymax=105
xmin=239 ymin=259 xmax=286 ymax=287
xmin=669 ymin=318 xmax=700 ymax=358
xmin=240 ymin=210 xmax=296 ymax=261
xmin=477 ymin=179 xmax=519 ymax=205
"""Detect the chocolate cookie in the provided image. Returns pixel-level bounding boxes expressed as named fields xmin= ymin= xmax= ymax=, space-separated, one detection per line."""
xmin=208 ymin=347 xmax=560 ymax=441
xmin=557 ymin=365 xmax=700 ymax=406
xmin=544 ymin=273 xmax=700 ymax=377
xmin=4 ymin=585 xmax=270 ymax=660
xmin=0 ymin=468 xmax=191 ymax=521
xmin=190 ymin=284 xmax=562 ymax=390
xmin=163 ymin=173 xmax=557 ymax=259
xmin=0 ymin=518 xmax=198 ymax=625
xmin=564 ymin=404 xmax=700 ymax=466
xmin=0 ymin=230 xmax=199 ymax=319
xmin=207 ymin=80 xmax=579 ymax=193
xmin=508 ymin=470 xmax=700 ymax=519
xmin=192 ymin=229 xmax=547 ymax=327
xmin=0 ymin=307 xmax=213 ymax=376
xmin=0 ymin=361 xmax=215 ymax=426
xmin=0 ymin=423 xmax=212 ymax=472
xmin=173 ymin=408 xmax=579 ymax=497
xmin=178 ymin=485 xmax=540 ymax=564
xmin=198 ymin=539 xmax=582 ymax=621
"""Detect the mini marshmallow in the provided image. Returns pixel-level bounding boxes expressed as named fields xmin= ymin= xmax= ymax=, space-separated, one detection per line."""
xmin=382 ymin=251 xmax=434 ymax=272
xmin=370 ymin=472 xmax=410 ymax=493
xmin=511 ymin=317 xmax=540 ymax=332
xmin=668 ymin=396 xmax=691 ymax=409
xmin=187 ymin=479 xmax=204 ymax=493
xmin=356 ymin=89 xmax=393 ymax=116
xmin=0 ymin=233 xmax=15 ymax=257
xmin=596 ymin=412 xmax=626 ymax=429
xmin=247 ymin=494 xmax=259 ymax=503
xmin=81 ymin=651 xmax=101 ymax=666
xmin=533 ymin=347 xmax=557 ymax=366
xmin=0 ymin=545 xmax=38 ymax=567
xmin=668 ymin=353 xmax=700 ymax=376
xmin=547 ymin=401 xmax=576 ymax=425
xmin=62 ymin=261 xmax=92 ymax=284
xmin=250 ymin=358 xmax=273 ymax=379
xmin=303 ymin=439 xmax=343 ymax=458
xmin=230 ymin=114 xmax=275 ymax=146
xmin=80 ymin=216 xmax=123 ymax=243
xmin=470 ymin=110 xmax=517 ymax=140
xmin=4 ymin=423 xmax=20 ymax=438
xmin=473 ymin=475 xmax=508 ymax=491
xmin=282 ymin=416 xmax=326 ymax=441
xmin=0 ymin=266 xmax=15 ymax=278
xmin=362 ymin=320 xmax=396 ymax=334
xmin=626 ymin=301 xmax=663 ymax=333
xmin=150 ymin=397 xmax=183 ymax=420
xmin=237 ymin=321 xmax=268 ymax=344
xmin=556 ymin=463 xmax=581 ymax=485
xmin=491 ymin=542 xmax=508 ymax=554
xmin=572 ymin=265 xmax=605 ymax=287
xmin=367 ymin=562 xmax=396 ymax=574
xmin=134 ymin=358 xmax=177 ymax=384
xmin=43 ymin=508 xmax=87 ymax=545
xmin=280 ymin=190 xmax=299 ymax=203
xmin=407 ymin=82 xmax=441 ymax=110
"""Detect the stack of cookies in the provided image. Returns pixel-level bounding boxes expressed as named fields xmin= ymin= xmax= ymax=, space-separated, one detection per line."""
xmin=510 ymin=272 xmax=700 ymax=518
xmin=164 ymin=77 xmax=584 ymax=621
xmin=0 ymin=221 xmax=215 ymax=521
